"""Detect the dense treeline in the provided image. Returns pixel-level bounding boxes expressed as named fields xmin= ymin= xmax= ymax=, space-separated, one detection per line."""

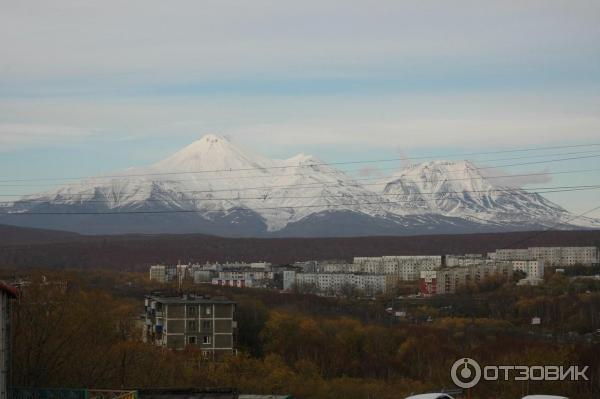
xmin=1 ymin=227 xmax=599 ymax=270
xmin=8 ymin=270 xmax=600 ymax=399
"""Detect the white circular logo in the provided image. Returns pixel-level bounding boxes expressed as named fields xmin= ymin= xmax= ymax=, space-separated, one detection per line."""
xmin=451 ymin=358 xmax=482 ymax=389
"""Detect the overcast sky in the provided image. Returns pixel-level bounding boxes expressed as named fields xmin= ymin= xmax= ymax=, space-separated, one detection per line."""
xmin=1 ymin=1 xmax=599 ymax=215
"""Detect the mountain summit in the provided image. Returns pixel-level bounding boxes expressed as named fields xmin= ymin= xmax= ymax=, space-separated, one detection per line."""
xmin=381 ymin=160 xmax=571 ymax=226
xmin=1 ymin=136 xmax=597 ymax=236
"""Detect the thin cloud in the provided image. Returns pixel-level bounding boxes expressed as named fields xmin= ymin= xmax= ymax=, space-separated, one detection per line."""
xmin=0 ymin=123 xmax=95 ymax=150
xmin=479 ymin=165 xmax=553 ymax=188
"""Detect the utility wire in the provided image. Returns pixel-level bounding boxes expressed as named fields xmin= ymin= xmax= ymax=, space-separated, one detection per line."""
xmin=3 ymin=184 xmax=600 ymax=204
xmin=1 ymin=143 xmax=599 ymax=183
xmin=499 ymin=204 xmax=600 ymax=250
xmin=1 ymin=148 xmax=598 ymax=188
xmin=2 ymin=186 xmax=600 ymax=215
xmin=2 ymin=166 xmax=599 ymax=198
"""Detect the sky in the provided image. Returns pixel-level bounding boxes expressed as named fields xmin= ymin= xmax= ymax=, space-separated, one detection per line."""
xmin=1 ymin=1 xmax=599 ymax=216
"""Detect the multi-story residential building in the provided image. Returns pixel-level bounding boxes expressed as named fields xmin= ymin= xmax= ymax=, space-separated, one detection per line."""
xmin=489 ymin=247 xmax=599 ymax=266
xmin=352 ymin=256 xmax=442 ymax=280
xmin=149 ymin=264 xmax=183 ymax=283
xmin=491 ymin=248 xmax=531 ymax=261
xmin=512 ymin=260 xmax=544 ymax=278
xmin=513 ymin=260 xmax=544 ymax=286
xmin=419 ymin=262 xmax=513 ymax=295
xmin=419 ymin=270 xmax=437 ymax=296
xmin=353 ymin=257 xmax=385 ymax=274
xmin=149 ymin=265 xmax=168 ymax=283
xmin=193 ymin=270 xmax=214 ymax=283
xmin=144 ymin=294 xmax=236 ymax=358
xmin=295 ymin=273 xmax=397 ymax=295
xmin=218 ymin=270 xmax=274 ymax=281
xmin=211 ymin=278 xmax=254 ymax=288
xmin=445 ymin=254 xmax=484 ymax=267
xmin=529 ymin=247 xmax=599 ymax=266
xmin=282 ymin=270 xmax=296 ymax=291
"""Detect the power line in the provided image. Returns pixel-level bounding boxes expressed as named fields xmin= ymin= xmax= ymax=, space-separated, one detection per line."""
xmin=3 ymin=184 xmax=600 ymax=205
xmin=499 ymin=204 xmax=600 ymax=250
xmin=1 ymin=143 xmax=599 ymax=183
xmin=1 ymin=148 xmax=598 ymax=188
xmin=2 ymin=185 xmax=600 ymax=215
xmin=2 ymin=166 xmax=599 ymax=199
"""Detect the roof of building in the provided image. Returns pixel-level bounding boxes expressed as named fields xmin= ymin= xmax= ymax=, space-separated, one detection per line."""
xmin=0 ymin=281 xmax=18 ymax=298
xmin=146 ymin=294 xmax=234 ymax=304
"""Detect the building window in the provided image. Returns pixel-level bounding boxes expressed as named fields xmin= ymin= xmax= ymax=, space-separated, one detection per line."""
xmin=202 ymin=320 xmax=212 ymax=329
xmin=187 ymin=305 xmax=197 ymax=314
xmin=202 ymin=350 xmax=210 ymax=359
xmin=203 ymin=335 xmax=211 ymax=344
xmin=205 ymin=306 xmax=212 ymax=315
xmin=188 ymin=320 xmax=197 ymax=330
xmin=188 ymin=336 xmax=196 ymax=344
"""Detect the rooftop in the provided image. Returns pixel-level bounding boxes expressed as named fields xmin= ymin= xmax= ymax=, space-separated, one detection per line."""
xmin=146 ymin=293 xmax=234 ymax=305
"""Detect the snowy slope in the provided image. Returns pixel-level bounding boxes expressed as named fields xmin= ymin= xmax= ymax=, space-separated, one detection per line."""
xmin=7 ymin=135 xmax=395 ymax=233
xmin=380 ymin=160 xmax=599 ymax=228
xmin=2 ymin=137 xmax=598 ymax=236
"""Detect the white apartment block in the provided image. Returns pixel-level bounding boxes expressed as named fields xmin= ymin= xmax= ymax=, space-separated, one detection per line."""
xmin=282 ymin=270 xmax=296 ymax=291
xmin=429 ymin=262 xmax=513 ymax=295
xmin=445 ymin=254 xmax=485 ymax=267
xmin=491 ymin=247 xmax=599 ymax=266
xmin=218 ymin=270 xmax=274 ymax=281
xmin=529 ymin=247 xmax=598 ymax=266
xmin=295 ymin=272 xmax=396 ymax=295
xmin=352 ymin=255 xmax=442 ymax=280
xmin=492 ymin=248 xmax=531 ymax=261
xmin=211 ymin=278 xmax=254 ymax=288
xmin=512 ymin=260 xmax=544 ymax=279
xmin=149 ymin=265 xmax=168 ymax=283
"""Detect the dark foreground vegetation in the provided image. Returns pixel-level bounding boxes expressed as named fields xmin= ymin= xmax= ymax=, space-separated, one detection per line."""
xmin=1 ymin=225 xmax=599 ymax=270
xmin=4 ymin=267 xmax=600 ymax=399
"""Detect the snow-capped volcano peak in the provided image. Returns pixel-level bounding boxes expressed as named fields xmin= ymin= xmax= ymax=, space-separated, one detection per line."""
xmin=389 ymin=160 xmax=500 ymax=192
xmin=3 ymin=141 xmax=597 ymax=236
xmin=381 ymin=159 xmax=574 ymax=225
xmin=152 ymin=134 xmax=274 ymax=172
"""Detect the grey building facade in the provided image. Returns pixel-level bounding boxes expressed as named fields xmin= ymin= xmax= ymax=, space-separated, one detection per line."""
xmin=144 ymin=294 xmax=236 ymax=358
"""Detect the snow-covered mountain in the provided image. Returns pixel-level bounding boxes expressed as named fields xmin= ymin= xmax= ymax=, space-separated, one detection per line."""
xmin=1 ymin=135 xmax=597 ymax=236
xmin=380 ymin=160 xmax=597 ymax=228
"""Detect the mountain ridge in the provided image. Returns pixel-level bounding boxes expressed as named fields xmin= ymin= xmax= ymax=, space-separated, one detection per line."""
xmin=1 ymin=134 xmax=598 ymax=236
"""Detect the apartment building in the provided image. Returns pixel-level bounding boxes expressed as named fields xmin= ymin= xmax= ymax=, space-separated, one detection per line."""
xmin=445 ymin=254 xmax=485 ymax=267
xmin=149 ymin=264 xmax=184 ymax=283
xmin=211 ymin=278 xmax=254 ymax=288
xmin=420 ymin=262 xmax=513 ymax=295
xmin=352 ymin=257 xmax=384 ymax=273
xmin=282 ymin=270 xmax=296 ymax=291
xmin=295 ymin=273 xmax=396 ymax=295
xmin=149 ymin=265 xmax=168 ymax=283
xmin=529 ymin=247 xmax=599 ymax=266
xmin=489 ymin=247 xmax=599 ymax=266
xmin=218 ymin=270 xmax=274 ymax=281
xmin=491 ymin=248 xmax=531 ymax=261
xmin=352 ymin=255 xmax=443 ymax=280
xmin=512 ymin=260 xmax=544 ymax=278
xmin=512 ymin=260 xmax=545 ymax=286
xmin=144 ymin=294 xmax=236 ymax=358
